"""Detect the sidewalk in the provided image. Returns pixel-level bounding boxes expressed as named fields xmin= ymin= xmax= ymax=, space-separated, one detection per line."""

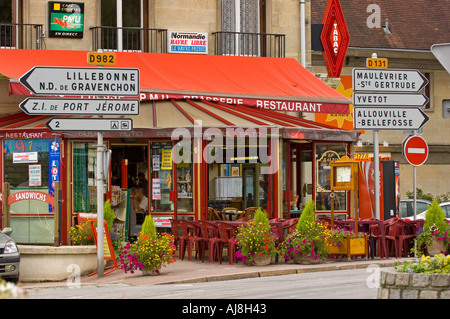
xmin=19 ymin=256 xmax=413 ymax=290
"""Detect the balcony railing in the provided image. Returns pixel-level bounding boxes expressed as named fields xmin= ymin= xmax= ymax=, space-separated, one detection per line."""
xmin=90 ymin=26 xmax=168 ymax=53
xmin=212 ymin=31 xmax=285 ymax=58
xmin=0 ymin=23 xmax=43 ymax=49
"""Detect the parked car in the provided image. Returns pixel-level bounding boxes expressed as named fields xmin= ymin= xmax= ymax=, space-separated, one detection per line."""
xmin=0 ymin=228 xmax=20 ymax=283
xmin=413 ymin=202 xmax=450 ymax=221
xmin=400 ymin=199 xmax=432 ymax=219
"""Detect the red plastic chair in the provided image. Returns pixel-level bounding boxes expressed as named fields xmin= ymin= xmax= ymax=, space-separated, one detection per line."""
xmin=384 ymin=220 xmax=402 ymax=258
xmin=217 ymin=222 xmax=238 ymax=265
xmin=170 ymin=219 xmax=181 ymax=253
xmin=397 ymin=220 xmax=417 ymax=257
xmin=282 ymin=218 xmax=298 ymax=237
xmin=179 ymin=220 xmax=202 ymax=261
xmin=199 ymin=221 xmax=221 ymax=263
xmin=369 ymin=221 xmax=388 ymax=258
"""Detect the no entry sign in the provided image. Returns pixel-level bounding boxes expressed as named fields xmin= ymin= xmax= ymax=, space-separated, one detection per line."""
xmin=403 ymin=135 xmax=428 ymax=166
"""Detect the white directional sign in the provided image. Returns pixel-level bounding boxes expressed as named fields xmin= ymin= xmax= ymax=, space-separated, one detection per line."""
xmin=20 ymin=67 xmax=139 ymax=96
xmin=46 ymin=118 xmax=133 ymax=132
xmin=20 ymin=98 xmax=139 ymax=115
xmin=352 ymin=68 xmax=428 ymax=92
xmin=353 ymin=93 xmax=429 ymax=107
xmin=353 ymin=107 xmax=430 ymax=130
xmin=431 ymin=43 xmax=450 ymax=74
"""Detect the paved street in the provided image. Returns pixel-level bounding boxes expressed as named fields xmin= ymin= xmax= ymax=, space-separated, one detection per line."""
xmin=26 ymin=268 xmax=379 ymax=299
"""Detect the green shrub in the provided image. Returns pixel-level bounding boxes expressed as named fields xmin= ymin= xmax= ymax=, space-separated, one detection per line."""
xmin=424 ymin=200 xmax=447 ymax=233
xmin=104 ymin=200 xmax=115 ymax=231
xmin=253 ymin=207 xmax=269 ymax=227
xmin=296 ymin=199 xmax=315 ymax=233
xmin=141 ymin=214 xmax=157 ymax=238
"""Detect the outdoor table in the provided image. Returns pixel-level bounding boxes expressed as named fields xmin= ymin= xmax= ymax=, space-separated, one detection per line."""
xmin=220 ymin=210 xmax=243 ymax=221
xmin=289 ymin=210 xmax=302 ymax=218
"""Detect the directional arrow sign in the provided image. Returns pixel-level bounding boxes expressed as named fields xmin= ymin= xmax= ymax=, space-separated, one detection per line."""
xmin=46 ymin=118 xmax=133 ymax=132
xmin=352 ymin=68 xmax=428 ymax=92
xmin=20 ymin=67 xmax=139 ymax=96
xmin=20 ymin=98 xmax=139 ymax=115
xmin=353 ymin=93 xmax=429 ymax=107
xmin=353 ymin=107 xmax=429 ymax=130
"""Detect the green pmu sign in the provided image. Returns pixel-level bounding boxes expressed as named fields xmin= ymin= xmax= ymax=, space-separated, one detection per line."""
xmin=48 ymin=1 xmax=84 ymax=38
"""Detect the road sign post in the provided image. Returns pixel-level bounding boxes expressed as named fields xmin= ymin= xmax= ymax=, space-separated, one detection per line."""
xmin=19 ymin=66 xmax=139 ymax=96
xmin=46 ymin=118 xmax=133 ymax=131
xmin=353 ymin=55 xmax=429 ymax=220
xmin=403 ymin=135 xmax=429 ymax=167
xmin=353 ymin=107 xmax=429 ymax=130
xmin=403 ymin=135 xmax=429 ymax=221
xmin=19 ymin=60 xmax=140 ymax=278
xmin=352 ymin=68 xmax=429 ymax=92
xmin=20 ymin=98 xmax=139 ymax=115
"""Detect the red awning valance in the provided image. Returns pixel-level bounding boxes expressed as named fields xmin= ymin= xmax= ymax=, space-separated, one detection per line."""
xmin=0 ymin=49 xmax=350 ymax=114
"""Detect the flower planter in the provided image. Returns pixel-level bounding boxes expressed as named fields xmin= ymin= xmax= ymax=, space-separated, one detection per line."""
xmin=294 ymin=256 xmax=319 ymax=264
xmin=251 ymin=254 xmax=271 ymax=266
xmin=142 ymin=268 xmax=161 ymax=276
xmin=326 ymin=235 xmax=368 ymax=260
xmin=427 ymin=238 xmax=446 ymax=256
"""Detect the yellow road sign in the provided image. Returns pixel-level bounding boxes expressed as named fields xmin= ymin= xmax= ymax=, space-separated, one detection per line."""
xmin=87 ymin=52 xmax=116 ymax=66
xmin=366 ymin=57 xmax=388 ymax=69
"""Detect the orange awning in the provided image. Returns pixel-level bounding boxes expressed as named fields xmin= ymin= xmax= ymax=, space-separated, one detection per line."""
xmin=0 ymin=99 xmax=359 ymax=142
xmin=0 ymin=49 xmax=350 ymax=114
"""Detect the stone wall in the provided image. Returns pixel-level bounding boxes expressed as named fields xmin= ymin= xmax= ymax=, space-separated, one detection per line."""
xmin=379 ymin=268 xmax=450 ymax=299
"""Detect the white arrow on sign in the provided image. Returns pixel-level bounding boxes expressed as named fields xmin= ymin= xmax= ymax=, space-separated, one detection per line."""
xmin=353 ymin=93 xmax=429 ymax=107
xmin=20 ymin=66 xmax=139 ymax=96
xmin=352 ymin=68 xmax=428 ymax=92
xmin=20 ymin=98 xmax=139 ymax=115
xmin=353 ymin=107 xmax=429 ymax=130
xmin=46 ymin=118 xmax=133 ymax=132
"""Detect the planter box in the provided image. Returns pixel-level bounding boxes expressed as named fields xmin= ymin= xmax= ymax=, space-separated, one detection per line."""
xmin=327 ymin=235 xmax=368 ymax=260
xmin=18 ymin=245 xmax=98 ymax=282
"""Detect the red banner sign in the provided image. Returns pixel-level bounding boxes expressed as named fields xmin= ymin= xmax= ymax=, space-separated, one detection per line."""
xmin=7 ymin=191 xmax=54 ymax=206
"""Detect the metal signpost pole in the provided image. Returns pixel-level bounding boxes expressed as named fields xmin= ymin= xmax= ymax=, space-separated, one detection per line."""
xmin=413 ymin=165 xmax=417 ymax=221
xmin=96 ymin=128 xmax=104 ymax=277
xmin=97 ymin=61 xmax=104 ymax=278
xmin=373 ymin=130 xmax=380 ymax=219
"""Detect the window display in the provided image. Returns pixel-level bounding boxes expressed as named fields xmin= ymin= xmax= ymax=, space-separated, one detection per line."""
xmin=150 ymin=142 xmax=175 ymax=213
xmin=72 ymin=141 xmax=107 ymax=214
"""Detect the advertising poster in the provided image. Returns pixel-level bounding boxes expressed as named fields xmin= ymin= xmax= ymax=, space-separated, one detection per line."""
xmin=152 ymin=178 xmax=161 ymax=200
xmin=168 ymin=31 xmax=208 ymax=54
xmin=28 ymin=164 xmax=42 ymax=186
xmin=48 ymin=1 xmax=84 ymax=38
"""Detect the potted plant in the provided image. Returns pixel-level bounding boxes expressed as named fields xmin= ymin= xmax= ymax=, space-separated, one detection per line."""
xmin=279 ymin=200 xmax=329 ymax=264
xmin=69 ymin=220 xmax=95 ymax=245
xmin=235 ymin=208 xmax=276 ymax=266
xmin=415 ymin=200 xmax=449 ymax=256
xmin=326 ymin=227 xmax=368 ymax=259
xmin=118 ymin=214 xmax=177 ymax=275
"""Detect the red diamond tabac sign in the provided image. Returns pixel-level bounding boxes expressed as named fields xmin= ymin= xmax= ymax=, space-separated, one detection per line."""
xmin=320 ymin=0 xmax=350 ymax=78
